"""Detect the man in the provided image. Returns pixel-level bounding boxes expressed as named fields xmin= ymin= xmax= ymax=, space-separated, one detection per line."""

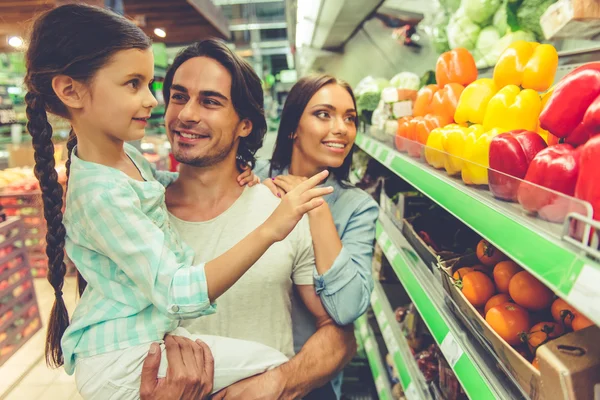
xmin=162 ymin=39 xmax=356 ymax=399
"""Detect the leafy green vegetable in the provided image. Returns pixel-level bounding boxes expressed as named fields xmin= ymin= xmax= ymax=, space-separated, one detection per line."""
xmin=390 ymin=72 xmax=421 ymax=90
xmin=463 ymin=0 xmax=502 ymax=25
xmin=439 ymin=0 xmax=462 ymax=13
xmin=475 ymin=29 xmax=536 ymax=68
xmin=493 ymin=2 xmax=509 ymax=35
xmin=357 ymin=92 xmax=381 ymax=113
xmin=474 ymin=26 xmax=501 ymax=66
xmin=431 ymin=11 xmax=451 ymax=53
xmin=420 ymin=71 xmax=437 ymax=88
xmin=516 ymin=0 xmax=557 ymax=40
xmin=447 ymin=9 xmax=481 ymax=50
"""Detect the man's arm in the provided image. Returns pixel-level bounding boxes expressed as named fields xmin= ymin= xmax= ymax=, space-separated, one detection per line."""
xmin=276 ymin=284 xmax=357 ymax=398
xmin=212 ymin=285 xmax=356 ymax=400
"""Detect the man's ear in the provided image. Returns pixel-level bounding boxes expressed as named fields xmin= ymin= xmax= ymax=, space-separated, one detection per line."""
xmin=51 ymin=75 xmax=87 ymax=110
xmin=238 ymin=118 xmax=253 ymax=138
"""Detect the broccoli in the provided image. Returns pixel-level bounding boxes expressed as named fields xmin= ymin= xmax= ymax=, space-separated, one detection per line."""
xmin=357 ymin=92 xmax=381 ymax=113
xmin=516 ymin=0 xmax=557 ymax=40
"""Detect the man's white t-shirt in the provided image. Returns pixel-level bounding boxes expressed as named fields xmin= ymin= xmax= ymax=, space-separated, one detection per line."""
xmin=169 ymin=184 xmax=315 ymax=358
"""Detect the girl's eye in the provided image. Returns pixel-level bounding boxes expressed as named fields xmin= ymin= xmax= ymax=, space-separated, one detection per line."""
xmin=127 ymin=79 xmax=140 ymax=89
xmin=171 ymin=93 xmax=186 ymax=101
xmin=345 ymin=115 xmax=357 ymax=123
xmin=315 ymin=111 xmax=329 ymax=119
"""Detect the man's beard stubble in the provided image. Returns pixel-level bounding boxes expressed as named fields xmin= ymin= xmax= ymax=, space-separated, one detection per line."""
xmin=173 ymin=138 xmax=237 ymax=168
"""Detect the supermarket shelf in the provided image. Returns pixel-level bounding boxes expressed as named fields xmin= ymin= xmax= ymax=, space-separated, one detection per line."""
xmin=376 ymin=212 xmax=525 ymax=400
xmin=0 ymin=298 xmax=36 ymax=343
xmin=0 ymin=314 xmax=42 ymax=368
xmin=0 ymin=285 xmax=34 ymax=320
xmin=370 ymin=280 xmax=431 ymax=400
xmin=355 ymin=314 xmax=394 ymax=400
xmin=356 ymin=133 xmax=600 ymax=327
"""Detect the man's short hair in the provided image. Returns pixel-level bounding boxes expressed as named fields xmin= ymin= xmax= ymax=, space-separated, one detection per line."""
xmin=163 ymin=38 xmax=267 ymax=171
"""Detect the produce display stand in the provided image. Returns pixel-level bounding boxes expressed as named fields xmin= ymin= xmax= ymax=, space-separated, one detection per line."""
xmin=0 ymin=190 xmax=49 ymax=278
xmin=370 ymin=280 xmax=431 ymax=400
xmin=0 ymin=217 xmax=42 ymax=367
xmin=375 ymin=211 xmax=524 ymax=399
xmin=355 ymin=314 xmax=395 ymax=400
xmin=356 ymin=133 xmax=600 ymax=329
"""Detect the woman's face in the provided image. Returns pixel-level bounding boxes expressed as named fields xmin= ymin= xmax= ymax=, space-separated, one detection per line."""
xmin=293 ymin=83 xmax=357 ymax=170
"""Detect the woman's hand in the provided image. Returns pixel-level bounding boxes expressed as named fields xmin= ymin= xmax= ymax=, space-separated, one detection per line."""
xmin=236 ymin=167 xmax=260 ymax=187
xmin=262 ymin=170 xmax=333 ymax=242
xmin=262 ymin=175 xmax=307 ymax=198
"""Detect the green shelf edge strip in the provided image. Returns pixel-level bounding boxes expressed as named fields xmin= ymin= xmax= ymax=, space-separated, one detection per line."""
xmin=355 ymin=315 xmax=393 ymax=400
xmin=370 ymin=291 xmax=413 ymax=391
xmin=355 ymin=133 xmax=595 ymax=302
xmin=376 ymin=222 xmax=497 ymax=400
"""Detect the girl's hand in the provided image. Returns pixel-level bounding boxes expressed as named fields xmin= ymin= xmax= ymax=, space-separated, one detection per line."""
xmin=237 ymin=167 xmax=260 ymax=187
xmin=263 ymin=175 xmax=309 ymax=198
xmin=263 ymin=170 xmax=333 ymax=242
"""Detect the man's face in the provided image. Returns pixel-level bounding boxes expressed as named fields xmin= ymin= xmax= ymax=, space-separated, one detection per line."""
xmin=164 ymin=56 xmax=251 ymax=167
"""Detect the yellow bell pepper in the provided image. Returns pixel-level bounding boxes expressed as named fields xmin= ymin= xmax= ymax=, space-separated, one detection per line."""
xmin=444 ymin=124 xmax=484 ymax=176
xmin=454 ymin=79 xmax=498 ymax=125
xmin=482 ymin=85 xmax=542 ymax=132
xmin=493 ymin=41 xmax=558 ymax=92
xmin=425 ymin=126 xmax=449 ymax=169
xmin=462 ymin=127 xmax=501 ymax=186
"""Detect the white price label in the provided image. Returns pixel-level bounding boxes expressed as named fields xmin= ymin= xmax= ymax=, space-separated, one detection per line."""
xmin=378 ymin=231 xmax=389 ymax=247
xmin=370 ymin=290 xmax=378 ymax=305
xmin=375 ymin=376 xmax=386 ymax=394
xmin=441 ymin=332 xmax=463 ymax=368
xmin=405 ymin=383 xmax=419 ymax=400
xmin=376 ymin=309 xmax=386 ymax=327
xmin=386 ymin=245 xmax=399 ymax=261
xmin=384 ymin=151 xmax=395 ymax=166
xmin=567 ymin=264 xmax=600 ymax=323
xmin=383 ymin=325 xmax=399 ymax=354
xmin=364 ymin=337 xmax=374 ymax=353
xmin=374 ymin=145 xmax=384 ymax=159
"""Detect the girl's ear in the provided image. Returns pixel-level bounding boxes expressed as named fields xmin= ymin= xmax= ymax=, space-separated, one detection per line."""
xmin=52 ymin=75 xmax=87 ymax=110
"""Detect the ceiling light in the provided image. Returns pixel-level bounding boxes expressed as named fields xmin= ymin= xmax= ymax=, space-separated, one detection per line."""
xmin=295 ymin=0 xmax=322 ymax=48
xmin=154 ymin=28 xmax=166 ymax=38
xmin=8 ymin=36 xmax=23 ymax=48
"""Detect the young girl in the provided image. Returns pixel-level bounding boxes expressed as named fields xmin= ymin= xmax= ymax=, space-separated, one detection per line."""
xmin=25 ymin=4 xmax=331 ymax=398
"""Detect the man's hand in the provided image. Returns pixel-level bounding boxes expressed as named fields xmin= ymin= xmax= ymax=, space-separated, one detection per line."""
xmin=211 ymin=369 xmax=286 ymax=400
xmin=140 ymin=335 xmax=214 ymax=400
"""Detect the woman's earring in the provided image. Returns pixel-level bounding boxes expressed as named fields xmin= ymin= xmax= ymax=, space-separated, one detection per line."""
xmin=289 ymin=132 xmax=295 ymax=140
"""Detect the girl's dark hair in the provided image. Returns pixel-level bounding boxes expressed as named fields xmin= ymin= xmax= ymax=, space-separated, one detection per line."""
xmin=24 ymin=3 xmax=151 ymax=368
xmin=270 ymin=75 xmax=358 ymax=186
xmin=163 ymin=38 xmax=267 ymax=172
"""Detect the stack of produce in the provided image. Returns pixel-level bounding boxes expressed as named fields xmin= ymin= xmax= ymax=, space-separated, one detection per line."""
xmin=355 ymin=76 xmax=390 ymax=127
xmin=431 ymin=0 xmax=557 ymax=68
xmin=451 ymin=239 xmax=594 ymax=368
xmin=395 ymin=48 xmax=477 ymax=158
xmin=379 ymin=72 xmax=421 ymax=136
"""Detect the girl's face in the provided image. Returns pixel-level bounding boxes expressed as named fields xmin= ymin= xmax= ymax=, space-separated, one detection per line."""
xmin=293 ymin=84 xmax=357 ymax=170
xmin=77 ymin=48 xmax=157 ymax=143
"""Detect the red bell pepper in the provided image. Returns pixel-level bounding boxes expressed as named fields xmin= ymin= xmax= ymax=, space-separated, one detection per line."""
xmin=539 ymin=64 xmax=600 ymax=146
xmin=489 ymin=130 xmax=548 ymax=201
xmin=517 ymin=144 xmax=581 ymax=222
xmin=575 ymin=135 xmax=600 ymax=221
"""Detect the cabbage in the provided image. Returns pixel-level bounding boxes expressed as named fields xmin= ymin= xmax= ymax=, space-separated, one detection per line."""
xmin=355 ymin=76 xmax=380 ymax=96
xmin=431 ymin=11 xmax=451 ymax=53
xmin=493 ymin=3 xmax=509 ymax=35
xmin=516 ymin=0 xmax=558 ymax=40
xmin=474 ymin=26 xmax=501 ymax=65
xmin=390 ymin=72 xmax=421 ymax=91
xmin=475 ymin=30 xmax=536 ymax=68
xmin=463 ymin=0 xmax=502 ymax=25
xmin=447 ymin=9 xmax=481 ymax=50
xmin=439 ymin=0 xmax=462 ymax=13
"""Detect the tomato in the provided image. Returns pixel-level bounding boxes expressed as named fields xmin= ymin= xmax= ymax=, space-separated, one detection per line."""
xmin=486 ymin=303 xmax=531 ymax=346
xmin=526 ymin=322 xmax=564 ymax=354
xmin=509 ymin=271 xmax=555 ymax=311
xmin=493 ymin=261 xmax=522 ymax=294
xmin=550 ymin=298 xmax=577 ymax=329
xmin=452 ymin=265 xmax=487 ymax=281
xmin=572 ymin=314 xmax=594 ymax=331
xmin=461 ymin=271 xmax=495 ymax=307
xmin=484 ymin=293 xmax=512 ymax=315
xmin=476 ymin=239 xmax=506 ymax=267
xmin=532 ymin=358 xmax=539 ymax=370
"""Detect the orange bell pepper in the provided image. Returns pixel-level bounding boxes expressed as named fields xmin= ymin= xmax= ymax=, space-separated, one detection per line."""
xmin=410 ymin=115 xmax=445 ymax=158
xmin=436 ymin=48 xmax=478 ymax=88
xmin=413 ymin=85 xmax=439 ymax=117
xmin=431 ymin=83 xmax=464 ymax=126
xmin=395 ymin=116 xmax=413 ymax=153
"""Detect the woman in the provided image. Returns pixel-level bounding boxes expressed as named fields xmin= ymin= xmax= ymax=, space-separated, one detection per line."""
xmin=256 ymin=75 xmax=379 ymax=399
